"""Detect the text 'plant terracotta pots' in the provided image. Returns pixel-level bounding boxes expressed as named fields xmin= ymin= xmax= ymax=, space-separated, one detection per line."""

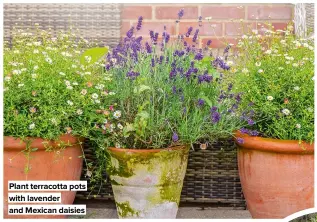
xmin=4 ymin=134 xmax=84 ymax=219
xmin=234 ymin=131 xmax=314 ymax=219
xmin=106 ymin=145 xmax=190 ymax=219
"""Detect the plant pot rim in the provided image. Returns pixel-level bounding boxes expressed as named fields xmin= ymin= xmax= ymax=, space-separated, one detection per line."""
xmin=108 ymin=145 xmax=189 ymax=153
xmin=234 ymin=131 xmax=314 ymax=154
xmin=4 ymin=134 xmax=84 ymax=150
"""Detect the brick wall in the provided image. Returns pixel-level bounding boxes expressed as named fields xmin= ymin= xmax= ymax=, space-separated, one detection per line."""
xmin=121 ymin=3 xmax=294 ymax=49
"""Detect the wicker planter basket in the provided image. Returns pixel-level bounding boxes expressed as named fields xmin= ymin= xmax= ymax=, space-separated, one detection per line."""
xmin=76 ymin=139 xmax=246 ymax=209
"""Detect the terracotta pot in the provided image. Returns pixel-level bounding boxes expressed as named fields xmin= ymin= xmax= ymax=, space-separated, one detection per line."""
xmin=234 ymin=131 xmax=314 ymax=218
xmin=106 ymin=145 xmax=190 ymax=219
xmin=4 ymin=134 xmax=84 ymax=219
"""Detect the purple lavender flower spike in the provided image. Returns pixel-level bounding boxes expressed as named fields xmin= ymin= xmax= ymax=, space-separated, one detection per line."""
xmin=211 ymin=111 xmax=221 ymax=123
xmin=178 ymin=8 xmax=184 ymax=19
xmin=193 ymin=29 xmax=199 ymax=42
xmin=247 ymin=119 xmax=255 ymax=126
xmin=236 ymin=137 xmax=244 ymax=144
xmin=136 ymin=16 xmax=143 ymax=31
xmin=186 ymin=27 xmax=193 ymax=37
xmin=207 ymin=40 xmax=212 ymax=46
xmin=145 ymin=42 xmax=152 ymax=53
xmin=210 ymin=106 xmax=218 ymax=113
xmin=126 ymin=27 xmax=134 ymax=38
xmin=151 ymin=58 xmax=155 ymax=67
xmin=194 ymin=53 xmax=203 ymax=61
xmin=126 ymin=71 xmax=140 ymax=80
xmin=239 ymin=128 xmax=249 ymax=134
xmin=228 ymin=83 xmax=233 ymax=91
xmin=249 ymin=130 xmax=259 ymax=136
xmin=197 ymin=99 xmax=205 ymax=107
xmin=172 ymin=86 xmax=177 ymax=94
xmin=172 ymin=132 xmax=179 ymax=142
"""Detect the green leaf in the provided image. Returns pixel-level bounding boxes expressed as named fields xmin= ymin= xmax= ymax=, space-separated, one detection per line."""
xmin=137 ymin=111 xmax=150 ymax=119
xmin=80 ymin=47 xmax=109 ymax=65
xmin=134 ymin=85 xmax=151 ymax=94
xmin=199 ymin=94 xmax=213 ymax=108
xmin=31 ymin=148 xmax=38 ymax=152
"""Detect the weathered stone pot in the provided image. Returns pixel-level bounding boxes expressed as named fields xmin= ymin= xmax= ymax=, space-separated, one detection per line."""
xmin=234 ymin=131 xmax=314 ymax=219
xmin=4 ymin=134 xmax=84 ymax=219
xmin=106 ymin=145 xmax=190 ymax=219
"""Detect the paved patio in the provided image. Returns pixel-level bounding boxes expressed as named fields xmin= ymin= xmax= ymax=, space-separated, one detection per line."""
xmin=71 ymin=200 xmax=252 ymax=219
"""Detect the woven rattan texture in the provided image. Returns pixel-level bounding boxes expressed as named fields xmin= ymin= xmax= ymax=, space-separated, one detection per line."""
xmin=4 ymin=3 xmax=121 ymax=47
xmin=76 ymin=139 xmax=246 ymax=209
xmin=306 ymin=3 xmax=314 ymax=34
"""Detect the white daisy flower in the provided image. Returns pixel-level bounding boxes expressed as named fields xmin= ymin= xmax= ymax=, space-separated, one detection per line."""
xmin=265 ymin=50 xmax=272 ymax=54
xmin=67 ymin=100 xmax=73 ymax=106
xmin=113 ymin=110 xmax=122 ymax=119
xmin=29 ymin=123 xmax=35 ymax=130
xmin=242 ymin=68 xmax=249 ymax=74
xmin=72 ymin=82 xmax=78 ymax=86
xmin=34 ymin=65 xmax=39 ymax=70
xmin=59 ymin=72 xmax=66 ymax=76
xmin=294 ymin=86 xmax=300 ymax=91
xmin=255 ymin=62 xmax=261 ymax=67
xmin=4 ymin=76 xmax=11 ymax=82
xmin=81 ymin=89 xmax=87 ymax=95
xmin=66 ymin=85 xmax=73 ymax=90
xmin=227 ymin=61 xmax=234 ymax=66
xmin=92 ymin=93 xmax=99 ymax=99
xmin=18 ymin=83 xmax=24 ymax=88
xmin=13 ymin=70 xmax=22 ymax=75
xmin=31 ymin=74 xmax=37 ymax=79
xmin=307 ymin=107 xmax=313 ymax=113
xmin=267 ymin=96 xmax=274 ymax=101
xmin=295 ymin=124 xmax=301 ymax=129
xmin=117 ymin=123 xmax=123 ymax=129
xmin=95 ymin=84 xmax=105 ymax=90
xmin=282 ymin=108 xmax=290 ymax=115
xmin=258 ymin=69 xmax=264 ymax=73
xmin=292 ymin=63 xmax=299 ymax=67
xmin=76 ymin=109 xmax=83 ymax=115
xmin=51 ymin=118 xmax=58 ymax=125
xmin=85 ymin=56 xmax=92 ymax=63
xmin=94 ymin=99 xmax=100 ymax=104
xmin=65 ymin=80 xmax=71 ymax=86
xmin=45 ymin=57 xmax=53 ymax=64
xmin=109 ymin=92 xmax=116 ymax=95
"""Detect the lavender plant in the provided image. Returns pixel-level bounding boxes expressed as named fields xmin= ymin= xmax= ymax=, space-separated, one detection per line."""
xmin=228 ymin=23 xmax=314 ymax=143
xmin=100 ymin=13 xmax=248 ymax=149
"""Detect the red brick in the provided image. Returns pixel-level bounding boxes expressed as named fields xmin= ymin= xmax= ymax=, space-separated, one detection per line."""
xmin=179 ymin=22 xmax=222 ymax=37
xmin=247 ymin=6 xmax=292 ymax=20
xmin=201 ymin=6 xmax=245 ymax=19
xmin=121 ymin=21 xmax=131 ymax=36
xmin=155 ymin=6 xmax=198 ymax=19
xmin=122 ymin=6 xmax=152 ymax=19
xmin=201 ymin=38 xmax=238 ymax=48
xmin=225 ymin=22 xmax=256 ymax=36
xmin=130 ymin=21 xmax=176 ymax=35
